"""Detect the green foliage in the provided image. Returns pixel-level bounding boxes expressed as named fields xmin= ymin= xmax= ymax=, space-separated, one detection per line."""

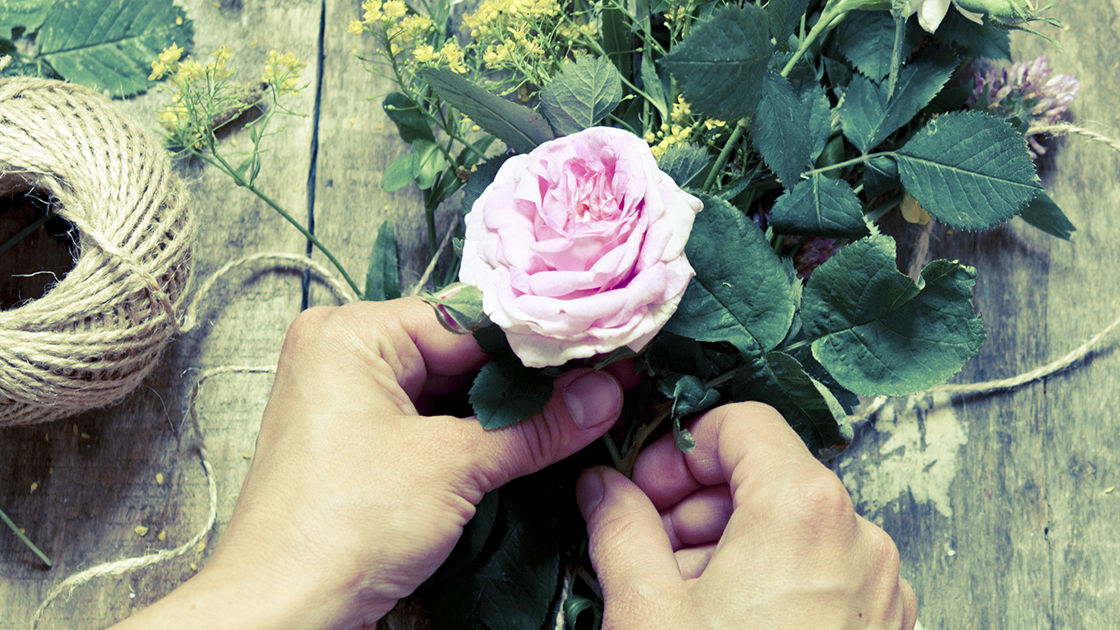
xmin=750 ymin=72 xmax=830 ymax=186
xmin=1019 ymin=191 xmax=1076 ymax=241
xmin=35 ymin=0 xmax=192 ymax=97
xmin=460 ymin=156 xmax=512 ymax=216
xmin=895 ymin=110 xmax=1042 ymax=230
xmin=423 ymin=494 xmax=559 ymax=630
xmin=663 ymin=193 xmax=797 ymax=356
xmin=656 ymin=143 xmax=711 ymax=189
xmin=770 ymin=174 xmax=870 ymax=239
xmin=600 ymin=4 xmax=632 ymax=80
xmin=732 ymin=351 xmax=852 ymax=456
xmin=931 ymin=7 xmax=1012 ymax=61
xmin=801 ymin=236 xmax=986 ymax=396
xmin=659 ymin=374 xmax=721 ymax=451
xmin=539 ymin=55 xmax=622 ymax=136
xmin=469 ymin=355 xmax=554 ymax=430
xmin=363 ymin=221 xmax=400 ymax=301
xmin=421 ymin=67 xmax=554 ymax=154
xmin=765 ymin=0 xmax=812 ymax=43
xmin=835 ymin=10 xmax=921 ymax=81
xmin=840 ymin=46 xmax=958 ymax=154
xmin=383 ymin=92 xmax=436 ymax=143
xmin=0 ymin=0 xmax=53 ymax=39
xmin=663 ymin=4 xmax=774 ymax=121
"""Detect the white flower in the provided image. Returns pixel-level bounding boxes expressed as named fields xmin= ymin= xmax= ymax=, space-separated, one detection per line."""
xmin=907 ymin=0 xmax=985 ymax=33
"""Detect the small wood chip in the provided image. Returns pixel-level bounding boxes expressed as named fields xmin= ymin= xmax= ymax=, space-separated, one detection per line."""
xmin=158 ymin=530 xmax=167 ymax=542
xmin=29 ymin=482 xmax=38 ymax=493
xmin=156 ymin=473 xmax=165 ymax=485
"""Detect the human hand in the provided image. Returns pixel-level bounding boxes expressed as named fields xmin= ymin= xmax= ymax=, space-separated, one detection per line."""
xmin=112 ymin=297 xmax=625 ymax=630
xmin=576 ymin=402 xmax=917 ymax=630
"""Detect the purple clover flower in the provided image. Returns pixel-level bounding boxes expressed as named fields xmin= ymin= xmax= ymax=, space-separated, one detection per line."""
xmin=966 ymin=56 xmax=1080 ymax=159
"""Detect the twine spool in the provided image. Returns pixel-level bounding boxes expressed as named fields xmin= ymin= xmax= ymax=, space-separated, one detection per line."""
xmin=0 ymin=78 xmax=192 ymax=427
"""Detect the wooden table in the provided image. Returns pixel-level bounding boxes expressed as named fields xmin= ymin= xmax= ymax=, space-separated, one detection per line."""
xmin=1 ymin=1 xmax=1117 ymax=628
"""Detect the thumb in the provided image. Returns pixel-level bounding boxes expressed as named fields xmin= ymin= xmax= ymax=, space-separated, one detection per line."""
xmin=469 ymin=368 xmax=623 ymax=491
xmin=577 ymin=467 xmax=687 ymax=626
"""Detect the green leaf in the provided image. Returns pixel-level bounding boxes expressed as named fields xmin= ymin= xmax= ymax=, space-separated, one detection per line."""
xmin=840 ymin=46 xmax=958 ymax=154
xmin=640 ymin=50 xmax=669 ymax=122
xmin=750 ymin=71 xmax=830 ymax=186
xmin=539 ymin=55 xmax=623 ymax=136
xmin=835 ymin=10 xmax=921 ymax=81
xmin=664 ymin=4 xmax=773 ymax=121
xmin=1018 ymin=191 xmax=1076 ymax=240
xmin=765 ymin=0 xmax=811 ymax=43
xmin=644 ymin=334 xmax=716 ymax=380
xmin=383 ymin=92 xmax=436 ymax=144
xmin=895 ymin=110 xmax=1042 ymax=230
xmin=470 ymin=355 xmax=554 ymax=430
xmin=0 ymin=0 xmax=54 ymax=38
xmin=771 ymin=174 xmax=870 ymax=239
xmin=461 ymin=155 xmax=512 ymax=216
xmin=421 ymin=67 xmax=554 ymax=154
xmin=424 ymin=283 xmax=489 ymax=334
xmin=930 ymin=8 xmax=1012 ymax=61
xmin=801 ymin=235 xmax=986 ymax=396
xmin=663 ymin=193 xmax=797 ymax=356
xmin=732 ymin=351 xmax=852 ymax=457
xmin=473 ymin=323 xmax=512 ymax=356
xmin=36 ymin=0 xmax=192 ymax=98
xmin=413 ymin=139 xmax=446 ymax=189
xmin=656 ymin=143 xmax=710 ymax=189
xmin=431 ymin=490 xmax=499 ymax=582
xmin=600 ymin=4 xmax=633 ymax=80
xmin=381 ymin=151 xmax=416 ymax=192
xmin=363 ymin=221 xmax=400 ymax=301
xmin=862 ymin=154 xmax=901 ymax=199
xmin=473 ymin=499 xmax=560 ymax=630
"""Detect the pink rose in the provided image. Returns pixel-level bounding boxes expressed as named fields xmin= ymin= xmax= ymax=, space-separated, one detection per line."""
xmin=459 ymin=126 xmax=703 ymax=368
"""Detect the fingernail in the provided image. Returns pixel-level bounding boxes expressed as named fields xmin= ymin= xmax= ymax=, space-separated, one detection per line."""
xmin=563 ymin=371 xmax=622 ymax=430
xmin=576 ymin=470 xmax=605 ymax=517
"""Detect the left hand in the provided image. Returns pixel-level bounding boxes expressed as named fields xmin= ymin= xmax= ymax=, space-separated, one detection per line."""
xmin=110 ymin=297 xmax=625 ymax=630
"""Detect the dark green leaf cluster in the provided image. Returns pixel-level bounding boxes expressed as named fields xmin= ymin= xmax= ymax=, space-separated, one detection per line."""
xmin=1 ymin=0 xmax=193 ymax=97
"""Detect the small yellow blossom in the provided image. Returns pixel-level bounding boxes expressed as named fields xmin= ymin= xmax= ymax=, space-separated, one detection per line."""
xmin=347 ymin=19 xmax=364 ymax=34
xmin=159 ymin=43 xmax=184 ymax=65
xmin=383 ymin=0 xmax=407 ymax=19
xmin=263 ymin=50 xmax=307 ymax=96
xmin=362 ymin=0 xmax=383 ymax=23
xmin=413 ymin=44 xmax=437 ymax=64
xmin=440 ymin=39 xmax=468 ymax=74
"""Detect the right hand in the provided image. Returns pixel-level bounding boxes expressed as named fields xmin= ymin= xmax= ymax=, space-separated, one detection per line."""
xmin=576 ymin=402 xmax=917 ymax=629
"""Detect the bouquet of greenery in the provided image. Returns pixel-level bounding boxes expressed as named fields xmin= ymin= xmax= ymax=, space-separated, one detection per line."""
xmin=141 ymin=0 xmax=1076 ymax=627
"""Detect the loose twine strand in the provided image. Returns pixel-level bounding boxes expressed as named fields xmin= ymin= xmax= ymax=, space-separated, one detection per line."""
xmin=16 ymin=102 xmax=1120 ymax=623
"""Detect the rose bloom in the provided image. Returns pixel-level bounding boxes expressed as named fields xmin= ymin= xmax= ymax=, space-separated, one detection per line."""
xmin=460 ymin=127 xmax=703 ymax=368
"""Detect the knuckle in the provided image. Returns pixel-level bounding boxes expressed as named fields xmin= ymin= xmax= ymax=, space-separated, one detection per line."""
xmin=283 ymin=306 xmax=335 ymax=350
xmin=785 ymin=469 xmax=857 ymax=527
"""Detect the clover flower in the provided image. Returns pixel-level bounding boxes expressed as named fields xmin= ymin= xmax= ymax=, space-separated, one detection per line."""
xmin=967 ymin=56 xmax=1080 ymax=158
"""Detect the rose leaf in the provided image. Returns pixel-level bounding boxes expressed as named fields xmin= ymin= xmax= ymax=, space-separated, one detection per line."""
xmin=1 ymin=0 xmax=54 ymax=39
xmin=1018 ymin=191 xmax=1076 ymax=241
xmin=750 ymin=72 xmax=830 ymax=187
xmin=469 ymin=355 xmax=554 ymax=430
xmin=36 ymin=0 xmax=193 ymax=98
xmin=664 ymin=193 xmax=797 ymax=356
xmin=383 ymin=92 xmax=437 ymax=144
xmin=655 ymin=143 xmax=711 ymax=189
xmin=894 ymin=110 xmax=1042 ymax=230
xmin=839 ymin=45 xmax=958 ymax=155
xmin=539 ymin=55 xmax=623 ymax=136
xmin=765 ymin=0 xmax=811 ymax=43
xmin=732 ymin=350 xmax=853 ymax=458
xmin=834 ymin=10 xmax=922 ymax=81
xmin=801 ymin=235 xmax=986 ymax=396
xmin=770 ymin=174 xmax=870 ymax=239
xmin=663 ymin=4 xmax=774 ymax=121
xmin=421 ymin=67 xmax=554 ymax=154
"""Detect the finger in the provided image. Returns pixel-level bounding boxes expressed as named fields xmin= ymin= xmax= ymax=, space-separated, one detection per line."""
xmin=674 ymin=543 xmax=716 ymax=581
xmin=463 ymin=367 xmax=624 ymax=493
xmin=660 ymin=485 xmax=733 ymax=549
xmin=577 ymin=467 xmax=687 ymax=621
xmin=632 ymin=429 xmax=704 ymax=510
xmin=901 ymin=578 xmax=918 ymax=630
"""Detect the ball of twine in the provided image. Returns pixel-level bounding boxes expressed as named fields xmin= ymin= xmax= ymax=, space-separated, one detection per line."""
xmin=0 ymin=77 xmax=192 ymax=427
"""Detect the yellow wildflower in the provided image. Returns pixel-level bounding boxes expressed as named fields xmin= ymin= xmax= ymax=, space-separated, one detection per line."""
xmin=362 ymin=0 xmax=383 ymax=23
xmin=347 ymin=19 xmax=364 ymax=34
xmin=383 ymin=0 xmax=407 ymax=19
xmin=176 ymin=59 xmax=204 ymax=81
xmin=412 ymin=44 xmax=437 ymax=64
xmin=159 ymin=43 xmax=184 ymax=65
xmin=440 ymin=40 xmax=468 ymax=74
xmin=263 ymin=50 xmax=307 ymax=96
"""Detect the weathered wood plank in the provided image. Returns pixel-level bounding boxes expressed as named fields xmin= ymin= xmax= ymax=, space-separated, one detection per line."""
xmin=0 ymin=0 xmax=319 ymax=627
xmin=310 ymin=0 xmax=432 ymax=307
xmin=837 ymin=3 xmax=1120 ymax=628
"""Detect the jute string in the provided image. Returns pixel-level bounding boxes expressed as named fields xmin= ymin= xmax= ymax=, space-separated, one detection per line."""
xmin=0 ymin=77 xmax=192 ymax=427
